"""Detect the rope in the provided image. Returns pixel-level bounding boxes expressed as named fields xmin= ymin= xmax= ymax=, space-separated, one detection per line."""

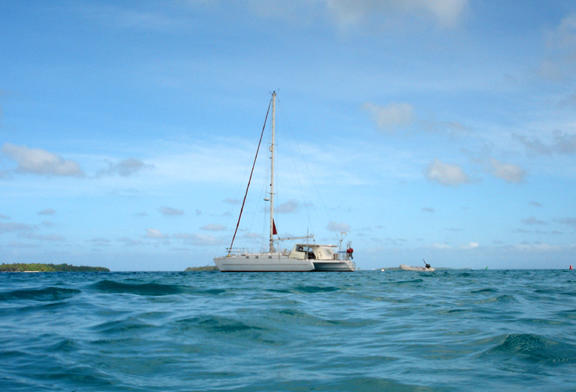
xmin=227 ymin=96 xmax=272 ymax=255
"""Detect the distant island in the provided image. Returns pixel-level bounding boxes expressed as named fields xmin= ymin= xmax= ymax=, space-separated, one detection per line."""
xmin=0 ymin=263 xmax=110 ymax=272
xmin=185 ymin=266 xmax=218 ymax=271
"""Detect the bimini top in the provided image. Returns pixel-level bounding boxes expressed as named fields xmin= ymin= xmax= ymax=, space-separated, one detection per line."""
xmin=294 ymin=244 xmax=337 ymax=248
xmin=291 ymin=244 xmax=340 ymax=261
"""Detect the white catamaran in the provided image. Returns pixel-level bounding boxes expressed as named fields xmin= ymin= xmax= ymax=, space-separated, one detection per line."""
xmin=213 ymin=91 xmax=356 ymax=272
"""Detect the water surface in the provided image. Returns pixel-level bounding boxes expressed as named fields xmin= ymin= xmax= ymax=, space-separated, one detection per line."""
xmin=1 ymin=270 xmax=575 ymax=391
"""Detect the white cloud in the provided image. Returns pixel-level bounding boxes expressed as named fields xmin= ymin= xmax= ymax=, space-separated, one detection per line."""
xmin=118 ymin=237 xmax=144 ymax=246
xmin=99 ymin=158 xmax=152 ymax=177
xmin=489 ymin=159 xmax=525 ymax=183
xmin=132 ymin=133 xmax=429 ymax=193
xmin=146 ymin=228 xmax=165 ymax=238
xmin=201 ymin=224 xmax=226 ymax=231
xmin=422 ymin=120 xmax=470 ymax=136
xmin=276 ymin=200 xmax=299 ymax=214
xmin=514 ymin=131 xmax=576 ymax=155
xmin=99 ymin=0 xmax=468 ymax=33
xmin=418 ymin=0 xmax=468 ymax=28
xmin=90 ymin=237 xmax=112 ymax=245
xmin=178 ymin=0 xmax=470 ymax=30
xmin=522 ymin=217 xmax=547 ymax=226
xmin=142 ymin=228 xmax=225 ymax=246
xmin=426 ymin=159 xmax=469 ymax=186
xmin=513 ymin=242 xmax=565 ymax=252
xmin=242 ymin=232 xmax=264 ymax=239
xmin=81 ymin=4 xmax=187 ymax=31
xmin=149 ymin=140 xmax=261 ymax=185
xmin=327 ymin=221 xmax=350 ymax=232
xmin=0 ymin=136 xmax=425 ymax=200
xmin=173 ymin=232 xmax=223 ymax=246
xmin=462 ymin=241 xmax=479 ymax=249
xmin=316 ymin=0 xmax=467 ymax=29
xmin=6 ymin=242 xmax=40 ymax=249
xmin=21 ymin=232 xmax=66 ymax=242
xmin=0 ymin=221 xmax=36 ymax=234
xmin=38 ymin=208 xmax=56 ymax=216
xmin=559 ymin=92 xmax=576 ymax=108
xmin=549 ymin=14 xmax=576 ymax=50
xmin=159 ymin=206 xmax=184 ymax=216
xmin=540 ymin=14 xmax=576 ymax=81
xmin=2 ymin=143 xmax=84 ymax=177
xmin=148 ymin=138 xmax=392 ymax=189
xmin=558 ymin=217 xmax=576 ymax=229
xmin=431 ymin=241 xmax=478 ymax=250
xmin=364 ymin=102 xmax=414 ymax=131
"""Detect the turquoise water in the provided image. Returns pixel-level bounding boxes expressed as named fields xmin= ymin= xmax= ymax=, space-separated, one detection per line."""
xmin=0 ymin=270 xmax=575 ymax=391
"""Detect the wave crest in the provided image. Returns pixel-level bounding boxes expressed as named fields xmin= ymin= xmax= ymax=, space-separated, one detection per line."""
xmin=0 ymin=287 xmax=80 ymax=302
xmin=90 ymin=280 xmax=190 ymax=296
xmin=483 ymin=334 xmax=576 ymax=365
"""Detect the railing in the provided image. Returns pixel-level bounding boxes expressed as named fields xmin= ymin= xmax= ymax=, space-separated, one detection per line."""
xmin=225 ymin=248 xmax=252 ymax=256
xmin=336 ymin=251 xmax=353 ymax=261
xmin=225 ymin=248 xmax=291 ymax=256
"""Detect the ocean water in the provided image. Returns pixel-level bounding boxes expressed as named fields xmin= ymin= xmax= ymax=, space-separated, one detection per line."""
xmin=0 ymin=270 xmax=575 ymax=392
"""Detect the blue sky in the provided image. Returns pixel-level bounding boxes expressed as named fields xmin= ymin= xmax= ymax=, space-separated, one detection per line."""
xmin=1 ymin=0 xmax=575 ymax=270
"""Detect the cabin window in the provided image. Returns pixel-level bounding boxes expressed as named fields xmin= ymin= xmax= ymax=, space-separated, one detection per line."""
xmin=268 ymin=256 xmax=272 ymax=259
xmin=245 ymin=256 xmax=249 ymax=259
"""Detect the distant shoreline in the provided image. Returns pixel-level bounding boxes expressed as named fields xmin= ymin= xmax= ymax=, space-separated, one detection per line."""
xmin=0 ymin=263 xmax=110 ymax=272
xmin=185 ymin=266 xmax=218 ymax=272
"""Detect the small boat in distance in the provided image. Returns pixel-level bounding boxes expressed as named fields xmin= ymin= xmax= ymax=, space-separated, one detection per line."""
xmin=399 ymin=259 xmax=435 ymax=272
xmin=399 ymin=265 xmax=435 ymax=272
xmin=213 ymin=92 xmax=356 ymax=272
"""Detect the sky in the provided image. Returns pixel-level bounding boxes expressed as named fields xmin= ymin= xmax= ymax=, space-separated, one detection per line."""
xmin=1 ymin=0 xmax=575 ymax=270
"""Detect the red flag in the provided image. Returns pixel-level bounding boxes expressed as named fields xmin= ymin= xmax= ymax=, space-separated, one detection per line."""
xmin=272 ymin=219 xmax=278 ymax=235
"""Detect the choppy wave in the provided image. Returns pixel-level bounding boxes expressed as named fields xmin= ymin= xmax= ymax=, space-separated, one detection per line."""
xmin=389 ymin=278 xmax=424 ymax=285
xmin=470 ymin=288 xmax=497 ymax=294
xmin=482 ymin=333 xmax=576 ymax=365
xmin=292 ymin=284 xmax=340 ymax=293
xmin=0 ymin=287 xmax=80 ymax=301
xmin=173 ymin=315 xmax=266 ymax=334
xmin=1 ymin=270 xmax=575 ymax=391
xmin=89 ymin=279 xmax=192 ymax=296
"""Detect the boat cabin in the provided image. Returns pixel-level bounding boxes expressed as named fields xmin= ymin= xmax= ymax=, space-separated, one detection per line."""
xmin=289 ymin=244 xmax=340 ymax=260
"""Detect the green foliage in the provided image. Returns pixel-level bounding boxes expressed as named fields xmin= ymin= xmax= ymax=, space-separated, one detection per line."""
xmin=185 ymin=266 xmax=218 ymax=271
xmin=0 ymin=263 xmax=109 ymax=272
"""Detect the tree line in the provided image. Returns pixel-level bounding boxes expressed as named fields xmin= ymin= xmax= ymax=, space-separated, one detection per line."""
xmin=0 ymin=263 xmax=109 ymax=272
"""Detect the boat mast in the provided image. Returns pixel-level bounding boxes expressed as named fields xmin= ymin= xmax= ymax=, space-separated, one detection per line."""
xmin=226 ymin=95 xmax=272 ymax=256
xmin=269 ymin=91 xmax=276 ymax=253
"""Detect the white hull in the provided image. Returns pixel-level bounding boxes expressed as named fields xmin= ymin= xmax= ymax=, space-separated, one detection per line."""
xmin=214 ymin=255 xmax=356 ymax=272
xmin=313 ymin=260 xmax=356 ymax=272
xmin=399 ymin=264 xmax=435 ymax=272
xmin=214 ymin=254 xmax=314 ymax=272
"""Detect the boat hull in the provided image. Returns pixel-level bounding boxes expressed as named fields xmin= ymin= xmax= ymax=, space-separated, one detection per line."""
xmin=214 ymin=255 xmax=315 ymax=272
xmin=312 ymin=260 xmax=356 ymax=272
xmin=399 ymin=264 xmax=435 ymax=272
